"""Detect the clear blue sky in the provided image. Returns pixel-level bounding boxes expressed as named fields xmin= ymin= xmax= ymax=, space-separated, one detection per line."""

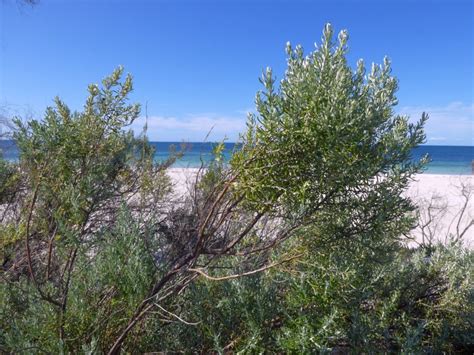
xmin=1 ymin=0 xmax=473 ymax=144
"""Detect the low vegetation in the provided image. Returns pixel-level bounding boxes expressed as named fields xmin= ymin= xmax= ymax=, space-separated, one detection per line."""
xmin=1 ymin=24 xmax=472 ymax=353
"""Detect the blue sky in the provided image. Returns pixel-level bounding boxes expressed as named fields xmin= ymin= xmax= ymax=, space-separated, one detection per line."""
xmin=1 ymin=0 xmax=473 ymax=144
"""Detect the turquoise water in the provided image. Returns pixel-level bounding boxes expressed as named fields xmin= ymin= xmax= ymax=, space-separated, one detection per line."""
xmin=1 ymin=141 xmax=472 ymax=175
xmin=150 ymin=143 xmax=474 ymax=174
xmin=411 ymin=145 xmax=473 ymax=175
xmin=151 ymin=142 xmax=237 ymax=168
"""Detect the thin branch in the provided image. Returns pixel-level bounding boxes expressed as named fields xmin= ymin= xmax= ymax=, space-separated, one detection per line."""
xmin=46 ymin=225 xmax=57 ymax=280
xmin=188 ymin=254 xmax=302 ymax=282
xmin=23 ymin=183 xmax=61 ymax=307
xmin=153 ymin=303 xmax=201 ymax=326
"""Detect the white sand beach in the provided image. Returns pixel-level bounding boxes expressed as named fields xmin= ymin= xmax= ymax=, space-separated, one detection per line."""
xmin=167 ymin=168 xmax=202 ymax=197
xmin=406 ymin=174 xmax=474 ymax=248
xmin=167 ymin=168 xmax=474 ymax=248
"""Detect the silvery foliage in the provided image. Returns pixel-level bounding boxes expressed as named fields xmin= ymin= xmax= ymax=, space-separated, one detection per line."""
xmin=233 ymin=24 xmax=427 ymax=243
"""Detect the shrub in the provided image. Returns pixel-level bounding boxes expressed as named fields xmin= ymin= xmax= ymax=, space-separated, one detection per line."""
xmin=2 ymin=23 xmax=471 ymax=354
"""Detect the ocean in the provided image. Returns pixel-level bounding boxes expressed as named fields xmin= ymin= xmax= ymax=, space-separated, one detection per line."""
xmin=1 ymin=141 xmax=472 ymax=175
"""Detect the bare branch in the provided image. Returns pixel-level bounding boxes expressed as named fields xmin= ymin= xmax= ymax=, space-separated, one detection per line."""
xmin=188 ymin=253 xmax=302 ymax=282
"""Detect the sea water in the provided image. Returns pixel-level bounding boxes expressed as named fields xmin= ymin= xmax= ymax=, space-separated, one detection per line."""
xmin=1 ymin=140 xmax=472 ymax=175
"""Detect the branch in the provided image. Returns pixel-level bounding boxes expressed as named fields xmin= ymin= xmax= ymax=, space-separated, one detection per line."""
xmin=154 ymin=303 xmax=201 ymax=326
xmin=24 ymin=182 xmax=61 ymax=307
xmin=188 ymin=254 xmax=302 ymax=281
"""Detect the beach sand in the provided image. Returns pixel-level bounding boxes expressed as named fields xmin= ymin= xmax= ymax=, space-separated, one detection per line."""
xmin=167 ymin=168 xmax=474 ymax=248
xmin=405 ymin=174 xmax=474 ymax=248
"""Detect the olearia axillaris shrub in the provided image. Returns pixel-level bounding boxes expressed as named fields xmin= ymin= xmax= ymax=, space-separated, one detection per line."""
xmin=232 ymin=23 xmax=427 ymax=226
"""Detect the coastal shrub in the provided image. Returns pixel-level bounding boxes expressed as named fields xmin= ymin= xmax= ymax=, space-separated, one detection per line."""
xmin=1 ymin=23 xmax=472 ymax=354
xmin=232 ymin=24 xmax=427 ymax=221
xmin=127 ymin=24 xmax=439 ymax=353
xmin=149 ymin=236 xmax=472 ymax=353
xmin=0 ymin=205 xmax=156 ymax=352
xmin=271 ymin=240 xmax=473 ymax=353
xmin=0 ymin=67 xmax=172 ymax=353
xmin=139 ymin=24 xmax=472 ymax=353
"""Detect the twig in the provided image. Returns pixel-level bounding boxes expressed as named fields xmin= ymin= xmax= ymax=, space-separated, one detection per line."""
xmin=188 ymin=254 xmax=302 ymax=281
xmin=154 ymin=303 xmax=201 ymax=326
